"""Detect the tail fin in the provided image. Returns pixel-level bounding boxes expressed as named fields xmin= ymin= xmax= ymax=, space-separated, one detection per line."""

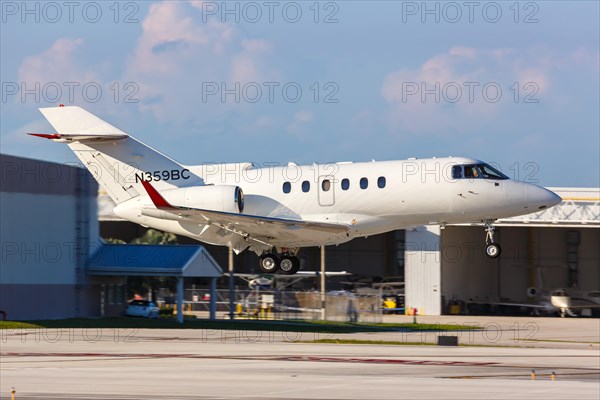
xmin=33 ymin=106 xmax=202 ymax=204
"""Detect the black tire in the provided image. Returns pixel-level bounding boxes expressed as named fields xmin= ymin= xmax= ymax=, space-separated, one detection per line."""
xmin=279 ymin=256 xmax=300 ymax=275
xmin=485 ymin=243 xmax=501 ymax=258
xmin=259 ymin=254 xmax=279 ymax=273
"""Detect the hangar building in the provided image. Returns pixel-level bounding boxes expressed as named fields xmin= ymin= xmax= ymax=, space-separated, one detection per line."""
xmin=0 ymin=154 xmax=221 ymax=321
xmin=405 ymin=188 xmax=600 ymax=315
xmin=2 ymin=154 xmax=598 ymax=319
xmin=0 ymin=154 xmax=99 ymax=319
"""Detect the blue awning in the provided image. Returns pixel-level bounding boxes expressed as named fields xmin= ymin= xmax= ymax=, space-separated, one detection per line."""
xmin=87 ymin=244 xmax=223 ymax=277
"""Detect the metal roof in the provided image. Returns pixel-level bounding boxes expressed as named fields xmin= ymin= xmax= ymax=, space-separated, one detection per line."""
xmin=87 ymin=244 xmax=223 ymax=277
xmin=496 ymin=187 xmax=599 ymax=228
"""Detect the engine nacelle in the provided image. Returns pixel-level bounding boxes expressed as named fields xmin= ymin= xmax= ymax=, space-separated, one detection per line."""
xmin=160 ymin=185 xmax=244 ymax=213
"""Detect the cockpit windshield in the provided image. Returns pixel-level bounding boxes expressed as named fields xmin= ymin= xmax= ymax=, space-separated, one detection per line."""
xmin=452 ymin=163 xmax=509 ymax=180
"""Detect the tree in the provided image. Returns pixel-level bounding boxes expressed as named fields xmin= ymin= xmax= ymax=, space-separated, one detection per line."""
xmin=131 ymin=229 xmax=177 ymax=245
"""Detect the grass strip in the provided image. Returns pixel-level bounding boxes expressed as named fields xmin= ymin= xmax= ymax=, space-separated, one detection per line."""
xmin=0 ymin=318 xmax=478 ymax=333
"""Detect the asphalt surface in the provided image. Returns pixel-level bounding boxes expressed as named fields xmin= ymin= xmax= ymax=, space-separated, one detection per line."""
xmin=1 ymin=316 xmax=599 ymax=399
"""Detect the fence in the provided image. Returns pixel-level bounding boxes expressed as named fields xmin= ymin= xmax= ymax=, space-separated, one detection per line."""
xmin=179 ymin=289 xmax=382 ymax=323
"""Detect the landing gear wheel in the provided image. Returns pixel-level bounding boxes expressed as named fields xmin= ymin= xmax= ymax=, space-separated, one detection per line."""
xmin=483 ymin=221 xmax=501 ymax=259
xmin=279 ymin=256 xmax=300 ymax=275
xmin=485 ymin=243 xmax=501 ymax=258
xmin=259 ymin=254 xmax=279 ymax=273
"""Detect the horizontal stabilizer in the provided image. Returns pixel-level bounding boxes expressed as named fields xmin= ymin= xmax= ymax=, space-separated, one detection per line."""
xmin=28 ymin=132 xmax=128 ymax=142
xmin=38 ymin=106 xmax=129 ymax=141
xmin=31 ymin=105 xmax=195 ymax=205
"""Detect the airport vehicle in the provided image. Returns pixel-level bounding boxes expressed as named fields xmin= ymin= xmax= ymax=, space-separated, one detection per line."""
xmin=125 ymin=300 xmax=159 ymax=318
xmin=31 ymin=106 xmax=561 ymax=274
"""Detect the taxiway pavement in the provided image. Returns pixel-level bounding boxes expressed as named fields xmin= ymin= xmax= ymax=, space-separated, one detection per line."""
xmin=1 ymin=316 xmax=598 ymax=399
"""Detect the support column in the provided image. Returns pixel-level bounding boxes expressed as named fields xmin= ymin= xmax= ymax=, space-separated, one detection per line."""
xmin=209 ymin=278 xmax=217 ymax=321
xmin=176 ymin=276 xmax=184 ymax=324
xmin=100 ymin=284 xmax=105 ymax=318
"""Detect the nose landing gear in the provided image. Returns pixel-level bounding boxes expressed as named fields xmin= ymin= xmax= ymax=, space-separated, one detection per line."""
xmin=484 ymin=222 xmax=501 ymax=258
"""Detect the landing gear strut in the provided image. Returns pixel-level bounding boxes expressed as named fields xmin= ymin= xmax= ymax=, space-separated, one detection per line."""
xmin=484 ymin=222 xmax=501 ymax=258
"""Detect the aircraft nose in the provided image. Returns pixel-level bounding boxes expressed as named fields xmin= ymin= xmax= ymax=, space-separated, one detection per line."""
xmin=526 ymin=185 xmax=562 ymax=210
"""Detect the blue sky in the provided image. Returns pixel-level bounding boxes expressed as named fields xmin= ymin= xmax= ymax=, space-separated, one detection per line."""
xmin=1 ymin=1 xmax=598 ymax=187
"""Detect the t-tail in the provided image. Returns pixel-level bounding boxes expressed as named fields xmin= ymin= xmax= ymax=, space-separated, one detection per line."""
xmin=30 ymin=106 xmax=202 ymax=204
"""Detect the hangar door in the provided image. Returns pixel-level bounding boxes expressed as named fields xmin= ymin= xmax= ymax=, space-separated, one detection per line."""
xmin=405 ymin=225 xmax=442 ymax=315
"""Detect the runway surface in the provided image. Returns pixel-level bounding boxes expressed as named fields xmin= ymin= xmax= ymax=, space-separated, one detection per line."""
xmin=1 ymin=316 xmax=599 ymax=399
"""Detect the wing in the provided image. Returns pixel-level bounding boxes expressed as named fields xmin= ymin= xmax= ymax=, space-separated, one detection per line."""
xmin=295 ymin=271 xmax=351 ymax=277
xmin=493 ymin=302 xmax=551 ymax=308
xmin=140 ymin=180 xmax=349 ymax=248
xmin=565 ymin=304 xmax=600 ymax=309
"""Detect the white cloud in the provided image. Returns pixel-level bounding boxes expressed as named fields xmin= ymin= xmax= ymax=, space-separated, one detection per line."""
xmin=188 ymin=1 xmax=207 ymax=10
xmin=287 ymin=110 xmax=314 ymax=136
xmin=230 ymin=39 xmax=272 ymax=83
xmin=381 ymin=46 xmax=559 ymax=136
xmin=125 ymin=1 xmax=275 ymax=124
xmin=18 ymin=38 xmax=100 ymax=94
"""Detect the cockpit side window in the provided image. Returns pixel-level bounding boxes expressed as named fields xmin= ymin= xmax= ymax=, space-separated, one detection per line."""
xmin=460 ymin=163 xmax=509 ymax=180
xmin=464 ymin=165 xmax=479 ymax=178
xmin=477 ymin=163 xmax=509 ymax=180
xmin=452 ymin=165 xmax=463 ymax=179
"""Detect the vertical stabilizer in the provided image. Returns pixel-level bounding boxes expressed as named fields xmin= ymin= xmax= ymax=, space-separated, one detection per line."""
xmin=34 ymin=106 xmax=202 ymax=204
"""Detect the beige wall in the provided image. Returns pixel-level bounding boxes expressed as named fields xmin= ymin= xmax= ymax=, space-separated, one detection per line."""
xmin=441 ymin=226 xmax=600 ymax=304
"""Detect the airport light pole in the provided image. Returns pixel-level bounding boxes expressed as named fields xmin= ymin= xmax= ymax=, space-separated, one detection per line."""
xmin=320 ymin=246 xmax=326 ymax=320
xmin=228 ymin=246 xmax=235 ymax=320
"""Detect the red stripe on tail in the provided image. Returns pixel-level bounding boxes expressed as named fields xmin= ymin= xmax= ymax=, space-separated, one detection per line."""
xmin=28 ymin=133 xmax=61 ymax=139
xmin=140 ymin=180 xmax=173 ymax=209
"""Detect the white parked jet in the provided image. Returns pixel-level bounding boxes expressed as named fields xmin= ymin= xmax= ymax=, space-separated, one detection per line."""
xmin=31 ymin=106 xmax=561 ymax=274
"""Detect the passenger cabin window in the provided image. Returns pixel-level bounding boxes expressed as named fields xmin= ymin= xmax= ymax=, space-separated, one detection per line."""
xmin=283 ymin=181 xmax=291 ymax=193
xmin=341 ymin=178 xmax=350 ymax=190
xmin=322 ymin=179 xmax=331 ymax=192
xmin=360 ymin=177 xmax=368 ymax=189
xmin=377 ymin=176 xmax=386 ymax=188
xmin=302 ymin=181 xmax=310 ymax=192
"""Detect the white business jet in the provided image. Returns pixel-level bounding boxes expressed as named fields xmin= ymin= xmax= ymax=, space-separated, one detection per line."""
xmin=30 ymin=106 xmax=561 ymax=274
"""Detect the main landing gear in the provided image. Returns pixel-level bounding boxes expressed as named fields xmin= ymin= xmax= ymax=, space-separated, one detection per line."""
xmin=259 ymin=251 xmax=300 ymax=275
xmin=484 ymin=221 xmax=501 ymax=258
